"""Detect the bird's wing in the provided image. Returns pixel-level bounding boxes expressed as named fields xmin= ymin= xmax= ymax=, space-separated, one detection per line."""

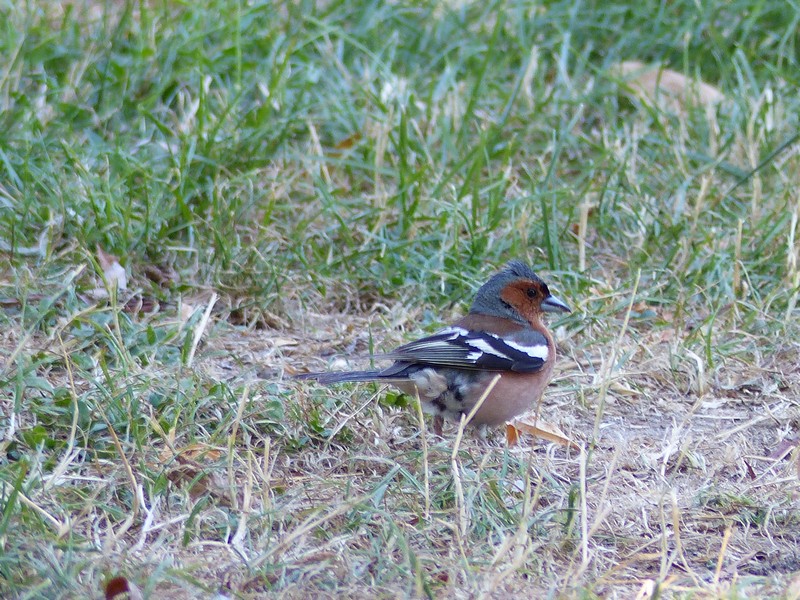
xmin=380 ymin=327 xmax=549 ymax=373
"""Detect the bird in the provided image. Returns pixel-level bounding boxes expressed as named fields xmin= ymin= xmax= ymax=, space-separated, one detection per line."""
xmin=296 ymin=261 xmax=571 ymax=433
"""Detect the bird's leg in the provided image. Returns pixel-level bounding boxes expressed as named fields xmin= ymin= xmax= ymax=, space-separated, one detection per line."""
xmin=432 ymin=415 xmax=444 ymax=436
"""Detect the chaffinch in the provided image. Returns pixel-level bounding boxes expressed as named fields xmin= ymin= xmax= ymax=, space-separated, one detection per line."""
xmin=296 ymin=261 xmax=571 ymax=432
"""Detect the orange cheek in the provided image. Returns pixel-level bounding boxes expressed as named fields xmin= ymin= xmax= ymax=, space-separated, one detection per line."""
xmin=499 ymin=284 xmax=530 ymax=312
xmin=500 ymin=282 xmax=542 ymax=323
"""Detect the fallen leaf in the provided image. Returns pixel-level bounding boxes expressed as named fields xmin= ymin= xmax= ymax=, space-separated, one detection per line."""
xmin=96 ymin=245 xmax=127 ymax=292
xmin=505 ymin=423 xmax=520 ymax=446
xmin=508 ymin=415 xmax=580 ymax=450
xmin=325 ymin=132 xmax=363 ymax=159
xmin=158 ymin=443 xmax=228 ymax=503
xmin=283 ymin=364 xmax=303 ymax=376
xmin=268 ymin=336 xmax=300 ymax=348
xmin=607 ymin=380 xmax=640 ymax=397
xmin=179 ymin=302 xmax=199 ymax=324
xmin=615 ymin=61 xmax=725 ymax=108
xmin=334 ymin=132 xmax=362 ymax=150
xmin=159 ymin=443 xmax=223 ymax=464
xmin=105 ymin=576 xmax=143 ymax=600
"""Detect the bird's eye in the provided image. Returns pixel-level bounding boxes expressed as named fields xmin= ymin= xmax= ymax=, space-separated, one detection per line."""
xmin=526 ymin=287 xmax=538 ymax=299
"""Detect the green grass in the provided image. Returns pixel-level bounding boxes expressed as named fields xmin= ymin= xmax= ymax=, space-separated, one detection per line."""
xmin=1 ymin=0 xmax=800 ymax=597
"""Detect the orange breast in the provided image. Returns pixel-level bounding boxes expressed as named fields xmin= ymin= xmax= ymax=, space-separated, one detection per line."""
xmin=469 ymin=345 xmax=556 ymax=426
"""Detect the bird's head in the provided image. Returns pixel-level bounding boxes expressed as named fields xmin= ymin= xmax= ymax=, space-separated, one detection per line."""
xmin=470 ymin=260 xmax=571 ymax=325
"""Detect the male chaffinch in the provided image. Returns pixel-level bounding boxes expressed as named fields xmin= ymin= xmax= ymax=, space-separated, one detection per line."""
xmin=296 ymin=261 xmax=571 ymax=431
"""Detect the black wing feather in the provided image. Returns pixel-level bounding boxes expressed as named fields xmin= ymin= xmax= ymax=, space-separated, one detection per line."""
xmin=380 ymin=327 xmax=548 ymax=373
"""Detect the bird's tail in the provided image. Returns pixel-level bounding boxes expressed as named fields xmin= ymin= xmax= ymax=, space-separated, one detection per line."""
xmin=294 ymin=370 xmax=385 ymax=385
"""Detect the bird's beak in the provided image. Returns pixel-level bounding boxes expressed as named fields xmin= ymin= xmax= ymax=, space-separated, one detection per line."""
xmin=542 ymin=294 xmax=571 ymax=313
